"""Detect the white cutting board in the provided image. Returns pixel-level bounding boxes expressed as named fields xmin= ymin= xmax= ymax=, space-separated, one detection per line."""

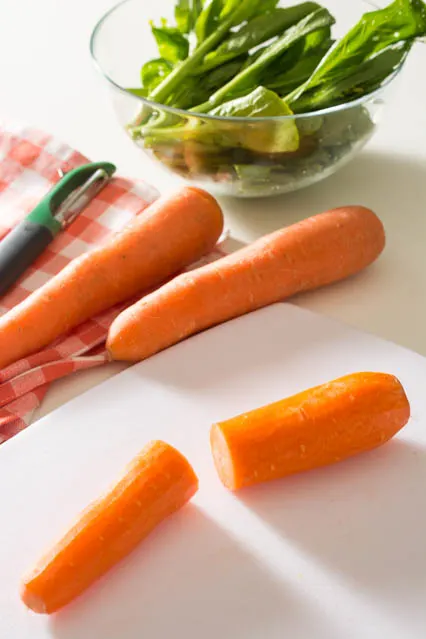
xmin=1 ymin=303 xmax=426 ymax=639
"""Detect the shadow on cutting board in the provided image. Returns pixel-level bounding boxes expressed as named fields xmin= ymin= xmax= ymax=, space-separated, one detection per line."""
xmin=240 ymin=439 xmax=426 ymax=599
xmin=50 ymin=505 xmax=342 ymax=639
xmin=130 ymin=304 xmax=373 ymax=398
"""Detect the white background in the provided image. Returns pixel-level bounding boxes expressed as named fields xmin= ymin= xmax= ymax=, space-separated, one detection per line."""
xmin=0 ymin=0 xmax=426 ymax=417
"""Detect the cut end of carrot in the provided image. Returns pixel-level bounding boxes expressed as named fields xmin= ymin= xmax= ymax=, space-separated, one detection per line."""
xmin=210 ymin=424 xmax=237 ymax=491
xmin=148 ymin=440 xmax=200 ymax=500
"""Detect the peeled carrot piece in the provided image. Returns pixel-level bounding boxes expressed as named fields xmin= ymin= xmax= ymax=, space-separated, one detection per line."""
xmin=0 ymin=187 xmax=223 ymax=369
xmin=107 ymin=206 xmax=385 ymax=362
xmin=210 ymin=373 xmax=410 ymax=491
xmin=21 ymin=441 xmax=198 ymax=614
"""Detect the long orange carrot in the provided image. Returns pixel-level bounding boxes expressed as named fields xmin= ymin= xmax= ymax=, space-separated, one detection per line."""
xmin=0 ymin=187 xmax=223 ymax=369
xmin=107 ymin=206 xmax=385 ymax=362
xmin=21 ymin=441 xmax=198 ymax=614
xmin=210 ymin=372 xmax=410 ymax=491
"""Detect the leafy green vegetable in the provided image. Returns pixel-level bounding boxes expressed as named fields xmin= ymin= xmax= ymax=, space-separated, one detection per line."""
xmin=151 ymin=23 xmax=190 ymax=63
xmin=265 ymin=28 xmax=333 ymax=95
xmin=292 ymin=41 xmax=412 ymax=112
xmin=195 ymin=0 xmax=224 ymax=43
xmin=258 ymin=39 xmax=307 ymax=87
xmin=209 ymin=86 xmax=300 ymax=153
xmin=287 ymin=0 xmax=426 ymax=107
xmin=149 ymin=0 xmax=269 ymax=104
xmin=193 ymin=7 xmax=335 ymax=111
xmin=175 ymin=0 xmax=203 ymax=33
xmin=165 ymin=79 xmax=209 ymax=109
xmin=209 ymin=86 xmax=291 ymax=118
xmin=175 ymin=0 xmax=191 ymax=33
xmin=138 ymin=87 xmax=299 ymax=154
xmin=132 ymin=0 xmax=426 ymax=114
xmin=150 ymin=59 xmax=249 ymax=110
xmin=140 ymin=58 xmax=174 ymax=92
xmin=195 ymin=0 xmax=268 ymax=44
xmin=199 ymin=3 xmax=321 ymax=72
xmin=220 ymin=0 xmax=267 ymax=23
xmin=201 ymin=57 xmax=249 ymax=92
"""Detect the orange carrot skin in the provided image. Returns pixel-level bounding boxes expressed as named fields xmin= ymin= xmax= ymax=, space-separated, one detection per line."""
xmin=21 ymin=441 xmax=198 ymax=614
xmin=210 ymin=373 xmax=410 ymax=491
xmin=107 ymin=206 xmax=385 ymax=362
xmin=0 ymin=187 xmax=223 ymax=369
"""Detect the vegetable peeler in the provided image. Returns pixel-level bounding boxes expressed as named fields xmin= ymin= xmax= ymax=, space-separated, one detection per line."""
xmin=0 ymin=162 xmax=116 ymax=298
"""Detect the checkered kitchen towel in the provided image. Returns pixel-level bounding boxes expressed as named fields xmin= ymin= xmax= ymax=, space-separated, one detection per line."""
xmin=0 ymin=122 xmax=228 ymax=444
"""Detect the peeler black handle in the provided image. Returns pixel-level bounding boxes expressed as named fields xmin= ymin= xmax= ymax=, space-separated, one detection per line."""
xmin=0 ymin=222 xmax=54 ymax=298
xmin=0 ymin=162 xmax=116 ymax=299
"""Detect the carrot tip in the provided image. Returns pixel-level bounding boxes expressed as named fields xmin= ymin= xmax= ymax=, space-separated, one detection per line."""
xmin=20 ymin=584 xmax=47 ymax=614
xmin=185 ymin=186 xmax=219 ymax=207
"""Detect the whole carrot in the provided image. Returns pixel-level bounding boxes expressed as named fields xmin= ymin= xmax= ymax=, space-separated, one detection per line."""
xmin=107 ymin=206 xmax=385 ymax=362
xmin=21 ymin=441 xmax=198 ymax=614
xmin=0 ymin=187 xmax=223 ymax=369
xmin=210 ymin=372 xmax=410 ymax=491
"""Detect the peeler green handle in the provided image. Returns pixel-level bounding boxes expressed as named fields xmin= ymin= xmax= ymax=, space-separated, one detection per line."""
xmin=0 ymin=162 xmax=116 ymax=298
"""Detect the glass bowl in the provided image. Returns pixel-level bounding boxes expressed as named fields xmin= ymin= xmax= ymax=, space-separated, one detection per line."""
xmin=90 ymin=0 xmax=397 ymax=198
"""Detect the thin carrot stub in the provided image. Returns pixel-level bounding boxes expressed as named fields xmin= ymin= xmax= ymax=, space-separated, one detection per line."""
xmin=21 ymin=441 xmax=198 ymax=614
xmin=107 ymin=206 xmax=385 ymax=363
xmin=0 ymin=186 xmax=223 ymax=369
xmin=210 ymin=373 xmax=410 ymax=491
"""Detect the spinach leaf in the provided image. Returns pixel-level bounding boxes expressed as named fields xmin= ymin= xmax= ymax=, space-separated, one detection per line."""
xmin=287 ymin=0 xmax=426 ymax=105
xmin=175 ymin=0 xmax=192 ymax=33
xmin=209 ymin=86 xmax=300 ymax=153
xmin=271 ymin=47 xmax=330 ymax=95
xmin=241 ymin=45 xmax=272 ymax=69
xmin=151 ymin=23 xmax=190 ymax=63
xmin=140 ymin=58 xmax=174 ymax=92
xmin=200 ymin=3 xmax=322 ymax=72
xmin=265 ymin=28 xmax=333 ymax=93
xmin=195 ymin=0 xmax=224 ymax=43
xmin=195 ymin=0 xmax=266 ymax=38
xmin=194 ymin=0 xmax=264 ymax=43
xmin=165 ymin=78 xmax=210 ymax=109
xmin=259 ymin=39 xmax=306 ymax=86
xmin=208 ymin=86 xmax=290 ymax=117
xmin=301 ymin=25 xmax=333 ymax=52
xmin=150 ymin=0 xmax=266 ymax=104
xmin=219 ymin=0 xmax=266 ymax=22
xmin=291 ymin=41 xmax=412 ymax=112
xmin=201 ymin=57 xmax=249 ymax=92
xmin=193 ymin=7 xmax=335 ymax=111
xmin=175 ymin=0 xmax=204 ymax=33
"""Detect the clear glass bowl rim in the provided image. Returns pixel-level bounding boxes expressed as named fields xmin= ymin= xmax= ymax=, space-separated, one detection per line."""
xmin=89 ymin=0 xmax=402 ymax=124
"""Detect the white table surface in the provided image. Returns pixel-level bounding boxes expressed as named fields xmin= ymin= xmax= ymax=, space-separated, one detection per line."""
xmin=1 ymin=0 xmax=426 ymax=420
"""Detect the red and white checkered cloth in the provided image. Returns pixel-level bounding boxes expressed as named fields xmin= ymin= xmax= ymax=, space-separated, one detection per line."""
xmin=0 ymin=121 xmax=227 ymax=444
